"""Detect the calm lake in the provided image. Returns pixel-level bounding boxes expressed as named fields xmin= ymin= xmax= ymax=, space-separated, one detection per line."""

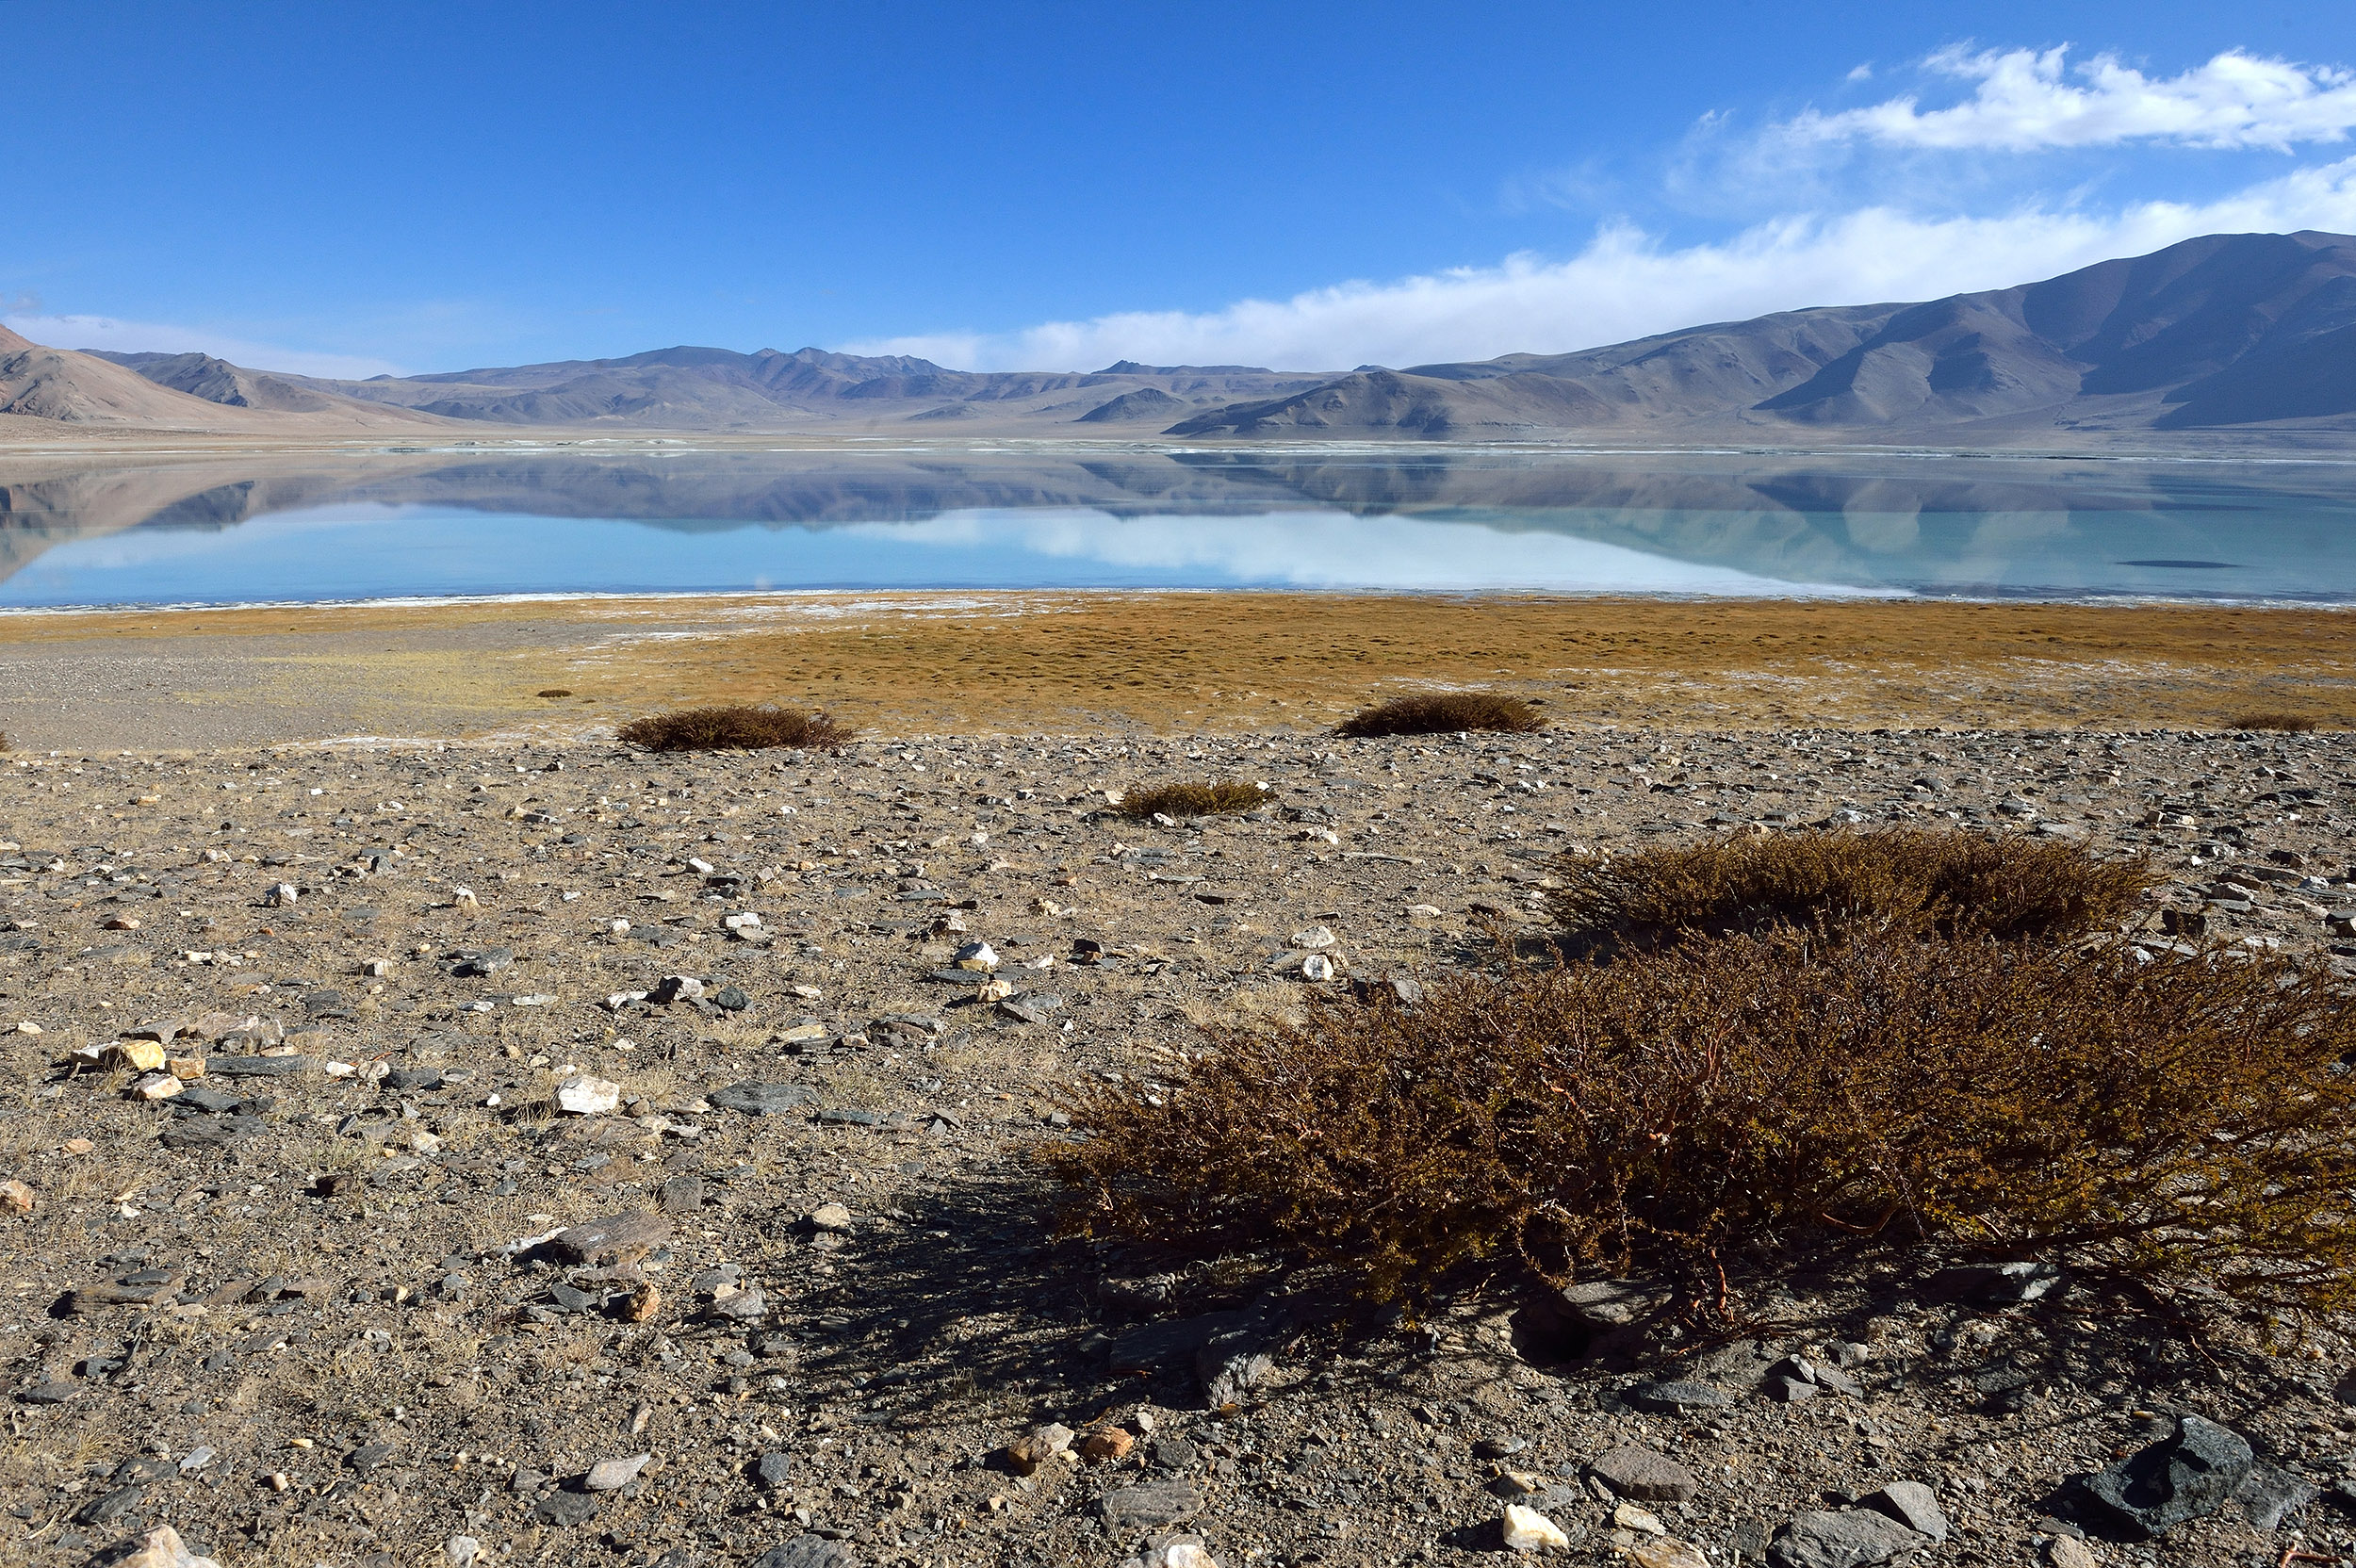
xmin=5 ymin=445 xmax=2356 ymax=605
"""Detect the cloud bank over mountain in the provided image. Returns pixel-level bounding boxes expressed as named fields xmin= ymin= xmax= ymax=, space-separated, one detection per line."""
xmin=852 ymin=156 xmax=2356 ymax=372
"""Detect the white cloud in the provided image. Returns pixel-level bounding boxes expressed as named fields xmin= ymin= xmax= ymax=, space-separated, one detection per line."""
xmin=848 ymin=156 xmax=2356 ymax=372
xmin=1784 ymin=45 xmax=2356 ymax=153
xmin=0 ymin=313 xmax=401 ymax=379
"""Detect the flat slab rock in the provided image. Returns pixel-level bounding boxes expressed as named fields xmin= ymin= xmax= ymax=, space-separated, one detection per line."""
xmin=1769 ymin=1508 xmax=1925 ymax=1568
xmin=1590 ymin=1445 xmax=1699 ymax=1503
xmin=545 ymin=1211 xmax=671 ymax=1266
xmin=710 ymin=1081 xmax=816 ymax=1117
xmin=2071 ymin=1414 xmax=2253 ymax=1540
xmin=1098 ymin=1479 xmax=1203 ymax=1530
xmin=748 ymin=1538 xmax=860 ymax=1568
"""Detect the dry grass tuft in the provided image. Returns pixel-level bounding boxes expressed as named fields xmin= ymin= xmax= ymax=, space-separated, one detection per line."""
xmin=2229 ymin=711 xmax=2321 ymax=732
xmin=1336 ymin=691 xmax=1544 ymax=738
xmin=535 ymin=688 xmax=574 ymax=698
xmin=1118 ymin=780 xmax=1267 ymax=820
xmin=1549 ymin=826 xmax=2156 ymax=951
xmin=615 ymin=703 xmax=851 ymax=752
xmin=1047 ymin=930 xmax=2356 ymax=1308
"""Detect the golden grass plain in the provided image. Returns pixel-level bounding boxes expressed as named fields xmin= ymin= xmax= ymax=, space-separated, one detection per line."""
xmin=1 ymin=591 xmax=2350 ymax=748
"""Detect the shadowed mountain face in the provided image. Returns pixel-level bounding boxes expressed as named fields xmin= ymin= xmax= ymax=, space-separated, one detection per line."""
xmin=1168 ymin=231 xmax=2356 ymax=441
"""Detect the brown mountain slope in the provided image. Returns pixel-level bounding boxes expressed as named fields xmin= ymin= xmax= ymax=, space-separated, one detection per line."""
xmin=1168 ymin=231 xmax=2356 ymax=441
xmin=0 ymin=335 xmax=460 ymax=433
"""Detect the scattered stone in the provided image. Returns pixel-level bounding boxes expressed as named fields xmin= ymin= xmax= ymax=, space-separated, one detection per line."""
xmin=1614 ymin=1502 xmax=1668 ymax=1534
xmin=544 ymin=1211 xmax=671 ymax=1266
xmin=582 ymin=1452 xmax=650 ymax=1491
xmin=1289 ymin=925 xmax=1336 ymax=950
xmin=809 ymin=1202 xmax=854 ymax=1233
xmin=756 ymin=1450 xmax=793 ymax=1490
xmin=1503 ymin=1501 xmax=1572 ymax=1554
xmin=88 ymin=1525 xmax=222 ymax=1568
xmin=2070 ymin=1414 xmax=2253 ymax=1540
xmin=0 ymin=1178 xmax=32 ymax=1217
xmin=746 ymin=1539 xmax=859 ymax=1568
xmin=1100 ymin=1478 xmax=1203 ymax=1530
xmin=649 ymin=974 xmax=705 ymax=1004
xmin=450 ymin=946 xmax=514 ymax=977
xmin=1632 ymin=1539 xmax=1711 ymax=1568
xmin=2046 ymin=1537 xmax=2101 ymax=1568
xmin=1005 ymin=1423 xmax=1075 ymax=1475
xmin=1081 ymin=1426 xmax=1136 ymax=1462
xmin=953 ymin=940 xmax=999 ymax=971
xmin=1628 ymin=1380 xmax=1734 ymax=1414
xmin=1861 ymin=1481 xmax=1948 ymax=1542
xmin=2234 ymin=1457 xmax=2319 ymax=1530
xmin=1591 ymin=1446 xmax=1699 ymax=1503
xmin=1767 ymin=1509 xmax=1924 ymax=1568
xmin=532 ymin=1490 xmax=599 ymax=1527
xmin=710 ymin=1081 xmax=815 ymax=1116
xmin=555 ymin=1073 xmax=622 ymax=1115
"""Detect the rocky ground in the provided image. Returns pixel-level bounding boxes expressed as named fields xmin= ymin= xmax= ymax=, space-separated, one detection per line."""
xmin=5 ymin=722 xmax=2356 ymax=1568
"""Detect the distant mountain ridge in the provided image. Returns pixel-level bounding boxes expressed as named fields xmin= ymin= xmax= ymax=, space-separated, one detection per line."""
xmin=16 ymin=230 xmax=2356 ymax=445
xmin=1170 ymin=231 xmax=2356 ymax=439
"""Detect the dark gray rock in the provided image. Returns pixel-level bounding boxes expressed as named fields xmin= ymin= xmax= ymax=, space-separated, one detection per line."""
xmin=75 ymin=1484 xmax=143 ymax=1527
xmin=1589 ymin=1446 xmax=1698 ymax=1503
xmin=1768 ymin=1508 xmax=1925 ymax=1568
xmin=756 ymin=1450 xmax=793 ymax=1490
xmin=450 ymin=947 xmax=514 ymax=977
xmin=2236 ymin=1458 xmax=2319 ymax=1530
xmin=659 ymin=1176 xmax=705 ymax=1216
xmin=532 ymin=1490 xmax=600 ymax=1527
xmin=1929 ymin=1261 xmax=2063 ymax=1304
xmin=2072 ymin=1414 xmax=2254 ymax=1540
xmin=1863 ymin=1481 xmax=1948 ymax=1542
xmin=1628 ymin=1380 xmax=1736 ymax=1414
xmin=709 ymin=1082 xmax=814 ymax=1117
xmin=748 ymin=1538 xmax=859 ymax=1568
xmin=381 ymin=1068 xmax=442 ymax=1091
xmin=1099 ymin=1479 xmax=1203 ymax=1530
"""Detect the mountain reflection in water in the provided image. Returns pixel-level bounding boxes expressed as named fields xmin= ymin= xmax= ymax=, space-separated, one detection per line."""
xmin=4 ymin=446 xmax=2354 ymax=604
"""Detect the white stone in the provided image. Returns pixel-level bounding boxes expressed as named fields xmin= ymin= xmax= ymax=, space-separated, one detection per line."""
xmin=954 ymin=940 xmax=1000 ymax=972
xmin=1290 ymin=925 xmax=1336 ymax=950
xmin=266 ymin=882 xmax=299 ymax=906
xmin=1504 ymin=1503 xmax=1571 ymax=1554
xmin=1613 ymin=1501 xmax=1667 ymax=1535
xmin=1300 ymin=954 xmax=1334 ymax=983
xmin=810 ymin=1202 xmax=854 ymax=1232
xmin=582 ymin=1451 xmax=651 ymax=1491
xmin=556 ymin=1074 xmax=623 ymax=1116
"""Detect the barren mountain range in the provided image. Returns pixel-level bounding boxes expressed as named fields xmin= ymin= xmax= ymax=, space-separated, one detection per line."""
xmin=5 ymin=229 xmax=2354 ymax=446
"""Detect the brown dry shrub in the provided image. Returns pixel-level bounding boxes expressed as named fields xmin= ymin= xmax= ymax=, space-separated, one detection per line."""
xmin=1336 ymin=691 xmax=1543 ymax=738
xmin=535 ymin=688 xmax=574 ymax=698
xmin=2229 ymin=711 xmax=2320 ymax=732
xmin=1550 ymin=826 xmax=2156 ymax=951
xmin=615 ymin=703 xmax=851 ymax=752
xmin=1118 ymin=780 xmax=1267 ymax=820
xmin=1047 ymin=931 xmax=2356 ymax=1307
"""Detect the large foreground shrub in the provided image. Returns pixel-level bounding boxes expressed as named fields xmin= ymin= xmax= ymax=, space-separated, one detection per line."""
xmin=1549 ymin=826 xmax=2156 ymax=950
xmin=615 ymin=703 xmax=851 ymax=752
xmin=1337 ymin=691 xmax=1543 ymax=738
xmin=1048 ymin=931 xmax=2356 ymax=1308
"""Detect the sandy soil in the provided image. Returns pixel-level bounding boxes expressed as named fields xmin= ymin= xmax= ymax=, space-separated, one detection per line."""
xmin=1 ymin=594 xmax=2350 ymax=754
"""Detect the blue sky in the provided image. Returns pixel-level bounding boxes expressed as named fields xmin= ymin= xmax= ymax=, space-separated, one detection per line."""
xmin=8 ymin=1 xmax=2356 ymax=375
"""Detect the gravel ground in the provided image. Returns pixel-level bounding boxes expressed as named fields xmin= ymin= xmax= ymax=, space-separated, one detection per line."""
xmin=4 ymin=723 xmax=2355 ymax=1568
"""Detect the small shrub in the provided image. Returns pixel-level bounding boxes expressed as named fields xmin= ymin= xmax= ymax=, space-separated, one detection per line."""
xmin=535 ymin=688 xmax=574 ymax=698
xmin=2228 ymin=711 xmax=2319 ymax=733
xmin=1336 ymin=691 xmax=1543 ymax=738
xmin=615 ymin=703 xmax=851 ymax=752
xmin=1046 ymin=930 xmax=2356 ymax=1308
xmin=1549 ymin=826 xmax=2155 ymax=951
xmin=1118 ymin=780 xmax=1266 ymax=820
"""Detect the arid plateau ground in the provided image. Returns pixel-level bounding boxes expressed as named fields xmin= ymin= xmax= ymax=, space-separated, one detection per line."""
xmin=7 ymin=596 xmax=2356 ymax=1568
